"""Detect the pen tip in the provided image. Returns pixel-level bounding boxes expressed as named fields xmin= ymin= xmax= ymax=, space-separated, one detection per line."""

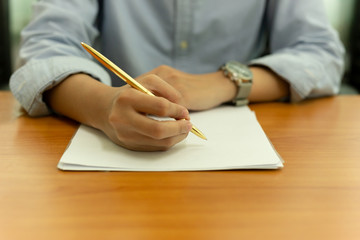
xmin=191 ymin=125 xmax=207 ymax=140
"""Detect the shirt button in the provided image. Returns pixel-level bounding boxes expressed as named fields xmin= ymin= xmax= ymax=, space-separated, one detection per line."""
xmin=180 ymin=40 xmax=188 ymax=50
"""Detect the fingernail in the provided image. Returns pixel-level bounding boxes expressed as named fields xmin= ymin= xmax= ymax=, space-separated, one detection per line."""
xmin=186 ymin=121 xmax=193 ymax=132
xmin=183 ymin=108 xmax=190 ymax=120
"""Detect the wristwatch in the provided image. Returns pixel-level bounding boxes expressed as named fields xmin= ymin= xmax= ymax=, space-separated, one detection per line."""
xmin=221 ymin=61 xmax=253 ymax=106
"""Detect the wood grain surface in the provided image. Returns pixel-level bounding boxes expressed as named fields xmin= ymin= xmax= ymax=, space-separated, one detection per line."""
xmin=1 ymin=91 xmax=359 ymax=240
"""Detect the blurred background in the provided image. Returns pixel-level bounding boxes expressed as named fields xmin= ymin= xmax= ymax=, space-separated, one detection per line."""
xmin=1 ymin=0 xmax=359 ymax=94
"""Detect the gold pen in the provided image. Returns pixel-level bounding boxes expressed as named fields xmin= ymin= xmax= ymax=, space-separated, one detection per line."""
xmin=81 ymin=42 xmax=207 ymax=140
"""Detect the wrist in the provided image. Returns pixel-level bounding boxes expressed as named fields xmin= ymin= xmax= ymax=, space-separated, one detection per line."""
xmin=204 ymin=71 xmax=238 ymax=104
xmin=86 ymin=82 xmax=119 ymax=131
xmin=44 ymin=73 xmax=117 ymax=130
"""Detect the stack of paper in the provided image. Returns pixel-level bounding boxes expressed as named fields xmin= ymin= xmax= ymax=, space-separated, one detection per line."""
xmin=58 ymin=106 xmax=283 ymax=171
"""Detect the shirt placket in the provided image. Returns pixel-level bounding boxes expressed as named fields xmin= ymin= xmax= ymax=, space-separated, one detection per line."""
xmin=174 ymin=0 xmax=193 ymax=69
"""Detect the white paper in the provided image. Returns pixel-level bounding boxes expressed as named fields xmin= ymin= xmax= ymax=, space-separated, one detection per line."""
xmin=58 ymin=106 xmax=283 ymax=171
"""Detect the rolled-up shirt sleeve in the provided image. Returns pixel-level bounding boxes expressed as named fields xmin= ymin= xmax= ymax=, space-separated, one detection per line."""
xmin=250 ymin=0 xmax=345 ymax=102
xmin=10 ymin=56 xmax=110 ymax=116
xmin=9 ymin=0 xmax=110 ymax=116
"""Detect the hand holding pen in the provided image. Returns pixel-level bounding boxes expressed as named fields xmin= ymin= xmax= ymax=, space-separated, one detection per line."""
xmin=82 ymin=43 xmax=206 ymax=149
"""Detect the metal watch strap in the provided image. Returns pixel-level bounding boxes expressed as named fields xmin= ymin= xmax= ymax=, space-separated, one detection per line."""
xmin=232 ymin=80 xmax=252 ymax=106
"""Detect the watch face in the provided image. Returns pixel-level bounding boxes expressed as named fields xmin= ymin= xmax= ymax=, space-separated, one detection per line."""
xmin=226 ymin=61 xmax=253 ymax=81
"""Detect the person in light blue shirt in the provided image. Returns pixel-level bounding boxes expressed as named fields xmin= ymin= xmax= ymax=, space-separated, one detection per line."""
xmin=10 ymin=0 xmax=344 ymax=151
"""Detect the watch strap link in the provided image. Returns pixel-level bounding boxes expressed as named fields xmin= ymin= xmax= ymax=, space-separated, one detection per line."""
xmin=232 ymin=80 xmax=252 ymax=106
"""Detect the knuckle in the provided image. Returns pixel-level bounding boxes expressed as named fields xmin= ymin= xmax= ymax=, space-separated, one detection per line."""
xmin=164 ymin=71 xmax=178 ymax=82
xmin=154 ymin=98 xmax=170 ymax=116
xmin=115 ymin=89 xmax=133 ymax=104
xmin=161 ymin=138 xmax=175 ymax=149
xmin=157 ymin=65 xmax=170 ymax=72
xmin=108 ymin=111 xmax=118 ymax=126
xmin=153 ymin=138 xmax=176 ymax=151
xmin=137 ymin=74 xmax=156 ymax=87
xmin=143 ymin=74 xmax=159 ymax=83
xmin=172 ymin=90 xmax=183 ymax=103
xmin=149 ymin=123 xmax=166 ymax=139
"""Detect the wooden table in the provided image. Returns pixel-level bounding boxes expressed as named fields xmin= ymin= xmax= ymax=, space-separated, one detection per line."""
xmin=1 ymin=91 xmax=359 ymax=240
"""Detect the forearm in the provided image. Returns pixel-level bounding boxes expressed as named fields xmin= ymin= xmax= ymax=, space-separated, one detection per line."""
xmin=248 ymin=66 xmax=289 ymax=102
xmin=43 ymin=74 xmax=116 ymax=130
xmin=201 ymin=66 xmax=290 ymax=104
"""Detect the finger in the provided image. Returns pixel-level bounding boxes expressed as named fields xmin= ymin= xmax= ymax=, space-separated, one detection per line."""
xmin=111 ymin=119 xmax=189 ymax=151
xmin=132 ymin=92 xmax=190 ymax=120
xmin=132 ymin=114 xmax=193 ymax=140
xmin=109 ymin=112 xmax=190 ymax=151
xmin=137 ymin=74 xmax=183 ymax=104
xmin=121 ymin=132 xmax=189 ymax=152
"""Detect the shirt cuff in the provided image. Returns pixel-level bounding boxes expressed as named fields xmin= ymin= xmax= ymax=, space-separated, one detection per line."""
xmin=10 ymin=56 xmax=111 ymax=116
xmin=249 ymin=53 xmax=337 ymax=102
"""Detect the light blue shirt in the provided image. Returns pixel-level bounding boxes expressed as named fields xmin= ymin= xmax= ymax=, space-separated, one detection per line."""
xmin=10 ymin=0 xmax=344 ymax=116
